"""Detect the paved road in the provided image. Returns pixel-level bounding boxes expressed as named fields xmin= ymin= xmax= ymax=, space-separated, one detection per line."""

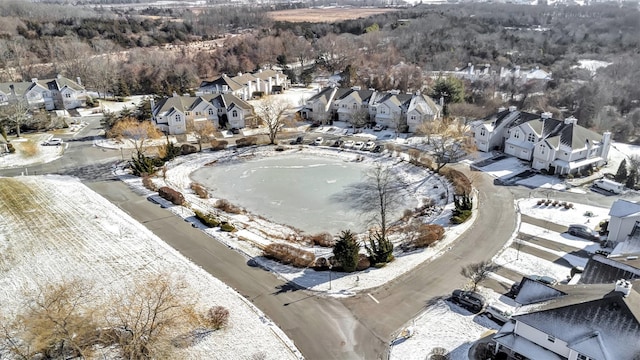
xmin=7 ymin=119 xmax=634 ymax=359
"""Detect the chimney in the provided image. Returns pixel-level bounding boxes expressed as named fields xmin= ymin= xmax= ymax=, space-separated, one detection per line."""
xmin=76 ymin=77 xmax=82 ymax=86
xmin=56 ymin=74 xmax=62 ymax=79
xmin=601 ymin=131 xmax=612 ymax=161
xmin=509 ymin=106 xmax=517 ymax=112
xmin=351 ymin=86 xmax=361 ymax=91
xmin=31 ymin=78 xmax=38 ymax=83
xmin=172 ymin=92 xmax=178 ymax=97
xmin=615 ymin=279 xmax=632 ymax=297
xmin=498 ymin=106 xmax=506 ymax=113
xmin=541 ymin=112 xmax=552 ymax=119
xmin=564 ymin=116 xmax=578 ymax=125
xmin=237 ymin=72 xmax=242 ymax=76
xmin=9 ymin=84 xmax=15 ymax=96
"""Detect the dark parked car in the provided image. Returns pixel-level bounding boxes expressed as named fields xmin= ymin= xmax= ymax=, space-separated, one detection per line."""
xmin=567 ymin=224 xmax=600 ymax=241
xmin=331 ymin=139 xmax=344 ymax=147
xmin=290 ymin=136 xmax=304 ymax=145
xmin=371 ymin=145 xmax=384 ymax=153
xmin=230 ymin=127 xmax=240 ymax=134
xmin=451 ymin=290 xmax=486 ymax=313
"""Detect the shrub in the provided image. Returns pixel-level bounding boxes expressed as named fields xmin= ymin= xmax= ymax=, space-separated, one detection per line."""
xmin=305 ymin=232 xmax=335 ymax=247
xmin=314 ymin=257 xmax=329 ymax=270
xmin=21 ymin=140 xmax=37 ymax=157
xmin=161 ymin=140 xmax=181 ymax=161
xmin=7 ymin=143 xmax=15 ymax=153
xmin=142 ymin=176 xmax=157 ymax=191
xmin=413 ymin=224 xmax=445 ymax=248
xmin=190 ymin=182 xmax=208 ymax=199
xmin=180 ymin=143 xmax=198 ymax=155
xmin=220 ymin=222 xmax=236 ymax=232
xmin=194 ymin=210 xmax=220 ymax=227
xmin=202 ymin=306 xmax=229 ymax=330
xmin=537 ymin=199 xmax=544 ymax=205
xmin=210 ymin=139 xmax=228 ymax=151
xmin=236 ymin=136 xmax=257 ymax=148
xmin=440 ymin=168 xmax=472 ymax=195
xmin=215 ymin=199 xmax=243 ymax=214
xmin=158 ymin=186 xmax=185 ymax=205
xmin=451 ymin=210 xmax=472 ymax=224
xmin=566 ymin=203 xmax=574 ymax=209
xmin=263 ymin=243 xmax=315 ymax=268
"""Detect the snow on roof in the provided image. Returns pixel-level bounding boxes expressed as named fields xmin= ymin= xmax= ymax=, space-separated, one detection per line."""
xmin=580 ymin=255 xmax=640 ymax=284
xmin=515 ymin=277 xmax=567 ymax=305
xmin=609 ymin=199 xmax=640 ymax=218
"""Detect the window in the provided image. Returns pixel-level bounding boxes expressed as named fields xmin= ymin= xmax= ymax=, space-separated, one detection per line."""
xmin=508 ymin=145 xmax=514 ymax=150
xmin=514 ymin=130 xmax=521 ymax=139
xmin=218 ymin=108 xmax=223 ymax=113
xmin=480 ymin=129 xmax=486 ymax=136
xmin=174 ymin=114 xmax=181 ymax=122
xmin=353 ymin=103 xmax=357 ymax=109
xmin=410 ymin=116 xmax=416 ymax=121
xmin=232 ymin=110 xmax=238 ymax=117
xmin=380 ymin=108 xmax=386 ymax=114
xmin=577 ymin=354 xmax=592 ymax=360
xmin=527 ymin=133 xmax=535 ymax=142
xmin=540 ymin=145 xmax=545 ymax=154
xmin=208 ymin=109 xmax=214 ymax=115
xmin=547 ymin=335 xmax=555 ymax=343
xmin=196 ymin=111 xmax=201 ymax=116
xmin=185 ymin=111 xmax=191 ymax=116
xmin=65 ymin=93 xmax=71 ymax=98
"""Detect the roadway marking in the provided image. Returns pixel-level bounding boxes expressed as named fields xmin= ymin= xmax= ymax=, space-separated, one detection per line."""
xmin=367 ymin=293 xmax=380 ymax=304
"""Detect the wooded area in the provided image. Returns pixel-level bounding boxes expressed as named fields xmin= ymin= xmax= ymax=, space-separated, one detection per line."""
xmin=1 ymin=1 xmax=639 ymax=141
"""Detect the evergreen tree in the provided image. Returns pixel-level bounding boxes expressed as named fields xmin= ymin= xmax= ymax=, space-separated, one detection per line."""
xmin=365 ymin=231 xmax=394 ymax=265
xmin=333 ymin=230 xmax=360 ymax=273
xmin=626 ymin=168 xmax=637 ymax=190
xmin=615 ymin=159 xmax=628 ymax=183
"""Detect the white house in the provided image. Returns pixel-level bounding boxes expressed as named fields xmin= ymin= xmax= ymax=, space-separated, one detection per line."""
xmin=606 ymin=200 xmax=640 ymax=244
xmin=333 ymin=87 xmax=377 ymax=123
xmin=472 ymin=108 xmax=612 ymax=176
xmin=492 ymin=280 xmax=640 ymax=360
xmin=151 ymin=93 xmax=254 ymax=135
xmin=197 ymin=69 xmax=288 ymax=100
xmin=0 ymin=75 xmax=87 ymax=111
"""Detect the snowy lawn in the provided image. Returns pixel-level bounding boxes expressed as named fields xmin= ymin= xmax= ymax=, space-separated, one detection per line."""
xmin=0 ymin=133 xmax=65 ymax=169
xmin=0 ymin=176 xmax=301 ymax=360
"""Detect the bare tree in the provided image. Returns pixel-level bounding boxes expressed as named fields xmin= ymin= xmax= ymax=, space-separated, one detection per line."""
xmin=0 ymin=94 xmax=32 ymax=138
xmin=187 ymin=119 xmax=216 ymax=151
xmin=103 ymin=273 xmax=198 ymax=360
xmin=461 ymin=260 xmax=499 ymax=291
xmin=107 ymin=117 xmax=163 ymax=156
xmin=428 ymin=119 xmax=476 ymax=173
xmin=253 ymin=96 xmax=292 ymax=144
xmin=350 ymin=108 xmax=370 ymax=128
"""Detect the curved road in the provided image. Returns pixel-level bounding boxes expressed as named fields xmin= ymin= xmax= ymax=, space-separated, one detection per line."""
xmin=5 ymin=118 xmax=620 ymax=359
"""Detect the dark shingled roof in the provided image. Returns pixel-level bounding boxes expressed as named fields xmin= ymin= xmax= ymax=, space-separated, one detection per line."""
xmin=580 ymin=255 xmax=640 ymax=285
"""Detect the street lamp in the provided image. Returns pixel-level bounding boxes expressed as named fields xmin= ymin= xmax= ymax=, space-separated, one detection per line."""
xmin=328 ymin=264 xmax=332 ymax=291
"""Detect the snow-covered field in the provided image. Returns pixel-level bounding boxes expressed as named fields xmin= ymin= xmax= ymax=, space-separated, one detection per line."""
xmin=0 ymin=176 xmax=301 ymax=359
xmin=133 ymin=145 xmax=477 ymax=296
xmin=0 ymin=134 xmax=65 ymax=169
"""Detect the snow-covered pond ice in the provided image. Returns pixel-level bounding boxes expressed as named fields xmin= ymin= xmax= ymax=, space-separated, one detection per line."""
xmin=191 ymin=154 xmax=416 ymax=234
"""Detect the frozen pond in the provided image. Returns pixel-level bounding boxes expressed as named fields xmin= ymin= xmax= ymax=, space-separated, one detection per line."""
xmin=191 ymin=154 xmax=414 ymax=234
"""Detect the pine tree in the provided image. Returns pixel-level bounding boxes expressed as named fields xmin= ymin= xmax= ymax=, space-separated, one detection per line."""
xmin=333 ymin=230 xmax=360 ymax=272
xmin=365 ymin=231 xmax=394 ymax=265
xmin=615 ymin=159 xmax=628 ymax=183
xmin=626 ymin=168 xmax=637 ymax=190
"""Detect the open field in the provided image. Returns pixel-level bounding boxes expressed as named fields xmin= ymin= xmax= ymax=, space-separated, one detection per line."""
xmin=267 ymin=7 xmax=398 ymax=23
xmin=0 ymin=176 xmax=300 ymax=359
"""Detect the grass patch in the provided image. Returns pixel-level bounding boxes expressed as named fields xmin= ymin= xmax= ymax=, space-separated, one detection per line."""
xmin=20 ymin=140 xmax=38 ymax=157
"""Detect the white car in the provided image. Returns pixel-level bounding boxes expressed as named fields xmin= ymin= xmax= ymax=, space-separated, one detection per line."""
xmin=484 ymin=302 xmax=515 ymax=323
xmin=373 ymin=124 xmax=383 ymax=132
xmin=342 ymin=140 xmax=354 ymax=149
xmin=42 ymin=138 xmax=63 ymax=146
xmin=314 ymin=137 xmax=324 ymax=146
xmin=353 ymin=141 xmax=365 ymax=150
xmin=364 ymin=141 xmax=376 ymax=151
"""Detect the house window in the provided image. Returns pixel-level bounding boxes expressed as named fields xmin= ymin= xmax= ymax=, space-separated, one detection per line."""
xmin=342 ymin=104 xmax=347 ymax=108
xmin=185 ymin=111 xmax=191 ymax=116
xmin=527 ymin=133 xmax=535 ymax=142
xmin=208 ymin=109 xmax=214 ymax=115
xmin=174 ymin=114 xmax=181 ymax=122
xmin=353 ymin=103 xmax=357 ymax=109
xmin=547 ymin=335 xmax=555 ymax=343
xmin=196 ymin=112 xmax=201 ymax=116
xmin=218 ymin=108 xmax=223 ymax=113
xmin=65 ymin=93 xmax=71 ymax=98
xmin=410 ymin=115 xmax=416 ymax=121
xmin=232 ymin=110 xmax=238 ymax=117
xmin=480 ymin=129 xmax=486 ymax=136
xmin=540 ymin=146 xmax=545 ymax=154
xmin=577 ymin=354 xmax=592 ymax=360
xmin=514 ymin=130 xmax=521 ymax=139
xmin=380 ymin=108 xmax=386 ymax=114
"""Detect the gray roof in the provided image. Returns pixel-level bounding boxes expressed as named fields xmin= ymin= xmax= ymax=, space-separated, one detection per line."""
xmin=609 ymin=199 xmax=640 ymax=218
xmin=579 ymin=255 xmax=640 ymax=285
xmin=199 ymin=74 xmax=244 ymax=92
xmin=153 ymin=94 xmax=253 ymax=117
xmin=515 ymin=276 xmax=567 ymax=305
xmin=0 ymin=75 xmax=84 ymax=97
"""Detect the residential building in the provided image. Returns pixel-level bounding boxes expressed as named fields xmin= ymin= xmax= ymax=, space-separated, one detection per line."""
xmin=492 ymin=280 xmax=640 ymax=360
xmin=197 ymin=69 xmax=288 ymax=100
xmin=579 ymin=254 xmax=640 ymax=285
xmin=151 ymin=93 xmax=254 ymax=135
xmin=471 ymin=108 xmax=612 ymax=176
xmin=0 ymin=75 xmax=87 ymax=110
xmin=606 ymin=199 xmax=640 ymax=244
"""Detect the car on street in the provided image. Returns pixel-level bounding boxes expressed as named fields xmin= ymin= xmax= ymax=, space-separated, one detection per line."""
xmin=331 ymin=139 xmax=344 ymax=147
xmin=372 ymin=145 xmax=383 ymax=153
xmin=290 ymin=136 xmax=304 ymax=145
xmin=364 ymin=141 xmax=376 ymax=151
xmin=373 ymin=124 xmax=383 ymax=132
xmin=567 ymin=224 xmax=600 ymax=241
xmin=450 ymin=289 xmax=485 ymax=313
xmin=314 ymin=137 xmax=324 ymax=146
xmin=484 ymin=302 xmax=514 ymax=323
xmin=353 ymin=141 xmax=365 ymax=150
xmin=342 ymin=140 xmax=354 ymax=149
xmin=42 ymin=138 xmax=63 ymax=146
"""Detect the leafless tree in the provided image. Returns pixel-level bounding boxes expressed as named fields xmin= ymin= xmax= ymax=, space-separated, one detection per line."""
xmin=107 ymin=117 xmax=163 ymax=155
xmin=253 ymin=96 xmax=292 ymax=144
xmin=335 ymin=163 xmax=409 ymax=238
xmin=461 ymin=260 xmax=500 ymax=291
xmin=350 ymin=108 xmax=370 ymax=128
xmin=187 ymin=119 xmax=216 ymax=151
xmin=427 ymin=119 xmax=476 ymax=172
xmin=0 ymin=94 xmax=32 ymax=138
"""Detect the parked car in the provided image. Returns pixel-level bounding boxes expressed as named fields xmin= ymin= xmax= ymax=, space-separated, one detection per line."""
xmin=310 ymin=122 xmax=321 ymax=128
xmin=567 ymin=224 xmax=600 ymax=241
xmin=42 ymin=138 xmax=63 ymax=146
xmin=593 ymin=178 xmax=624 ymax=194
xmin=451 ymin=290 xmax=485 ymax=313
xmin=484 ymin=302 xmax=514 ymax=323
xmin=230 ymin=128 xmax=240 ymax=134
xmin=353 ymin=141 xmax=365 ymax=150
xmin=290 ymin=136 xmax=304 ymax=145
xmin=373 ymin=124 xmax=383 ymax=132
xmin=371 ymin=145 xmax=384 ymax=153
xmin=314 ymin=137 xmax=324 ymax=146
xmin=342 ymin=140 xmax=354 ymax=149
xmin=331 ymin=139 xmax=344 ymax=147
xmin=364 ymin=141 xmax=376 ymax=151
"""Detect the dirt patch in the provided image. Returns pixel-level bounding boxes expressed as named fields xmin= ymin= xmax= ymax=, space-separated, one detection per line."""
xmin=267 ymin=7 xmax=398 ymax=23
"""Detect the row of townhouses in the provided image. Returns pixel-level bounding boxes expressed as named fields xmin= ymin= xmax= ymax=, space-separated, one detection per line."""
xmin=197 ymin=69 xmax=289 ymax=100
xmin=471 ymin=107 xmax=612 ymax=176
xmin=492 ymin=198 xmax=640 ymax=360
xmin=299 ymin=86 xmax=442 ymax=133
xmin=0 ymin=75 xmax=87 ymax=111
xmin=151 ymin=93 xmax=254 ymax=135
xmin=428 ymin=63 xmax=552 ymax=83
